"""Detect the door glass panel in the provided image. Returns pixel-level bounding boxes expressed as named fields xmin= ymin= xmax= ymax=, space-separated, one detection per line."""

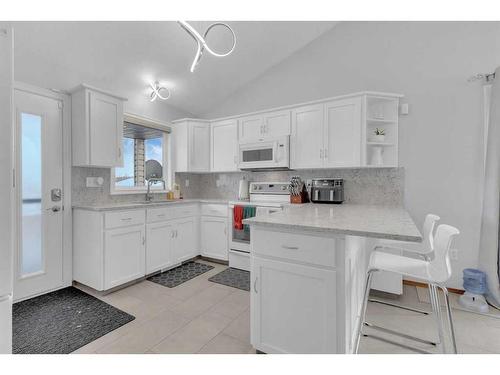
xmin=21 ymin=113 xmax=43 ymax=276
xmin=242 ymin=148 xmax=273 ymax=162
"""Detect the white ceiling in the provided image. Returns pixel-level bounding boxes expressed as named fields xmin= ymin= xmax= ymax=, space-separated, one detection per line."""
xmin=12 ymin=21 xmax=337 ymax=117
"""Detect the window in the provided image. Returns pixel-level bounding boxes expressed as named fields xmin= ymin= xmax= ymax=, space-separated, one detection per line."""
xmin=112 ymin=115 xmax=171 ymax=194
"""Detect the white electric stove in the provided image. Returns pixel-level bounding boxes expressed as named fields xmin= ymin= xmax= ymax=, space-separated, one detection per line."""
xmin=228 ymin=182 xmax=290 ymax=271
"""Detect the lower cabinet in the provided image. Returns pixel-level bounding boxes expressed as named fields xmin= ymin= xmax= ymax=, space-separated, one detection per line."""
xmin=251 ymin=256 xmax=337 ymax=354
xmin=200 ymin=216 xmax=228 ymax=261
xmin=146 ymin=221 xmax=175 ymax=274
xmin=104 ymin=225 xmax=146 ymax=290
xmin=172 ymin=217 xmax=198 ymax=263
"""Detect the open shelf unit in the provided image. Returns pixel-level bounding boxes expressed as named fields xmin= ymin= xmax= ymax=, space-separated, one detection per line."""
xmin=362 ymin=94 xmax=402 ymax=167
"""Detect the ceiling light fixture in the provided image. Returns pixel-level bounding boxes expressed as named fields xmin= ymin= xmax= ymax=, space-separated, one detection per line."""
xmin=149 ymin=81 xmax=171 ymax=102
xmin=178 ymin=21 xmax=236 ymax=73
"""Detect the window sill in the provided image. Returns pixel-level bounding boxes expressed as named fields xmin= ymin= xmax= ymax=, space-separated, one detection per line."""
xmin=110 ymin=189 xmax=169 ymax=196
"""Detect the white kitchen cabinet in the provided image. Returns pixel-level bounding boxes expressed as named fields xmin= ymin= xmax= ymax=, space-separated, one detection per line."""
xmin=238 ymin=110 xmax=291 ymax=142
xmin=324 ymin=97 xmax=362 ymax=167
xmin=104 ymin=225 xmax=145 ymax=290
xmin=146 ymin=220 xmax=174 ymax=274
xmin=290 ymin=104 xmax=324 ymax=169
xmin=71 ymin=84 xmax=126 ymax=168
xmin=211 ymin=119 xmax=238 ymax=172
xmin=173 ymin=217 xmax=198 ymax=263
xmin=201 ymin=216 xmax=228 ymax=261
xmin=171 ymin=119 xmax=210 ymax=172
xmin=251 ymin=255 xmax=337 ymax=354
xmin=290 ymin=97 xmax=362 ymax=169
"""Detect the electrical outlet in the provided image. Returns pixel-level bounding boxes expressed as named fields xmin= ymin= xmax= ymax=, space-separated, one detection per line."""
xmin=216 ymin=179 xmax=221 ymax=187
xmin=450 ymin=249 xmax=458 ymax=261
xmin=185 ymin=179 xmax=189 ymax=187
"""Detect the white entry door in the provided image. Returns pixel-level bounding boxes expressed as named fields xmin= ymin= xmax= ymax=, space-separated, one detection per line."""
xmin=14 ymin=89 xmax=64 ymax=301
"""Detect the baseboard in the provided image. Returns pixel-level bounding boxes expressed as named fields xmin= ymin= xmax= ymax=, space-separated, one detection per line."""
xmin=403 ymin=279 xmax=464 ymax=295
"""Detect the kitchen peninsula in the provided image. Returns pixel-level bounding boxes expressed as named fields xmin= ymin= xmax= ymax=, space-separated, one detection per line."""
xmin=243 ymin=204 xmax=422 ymax=354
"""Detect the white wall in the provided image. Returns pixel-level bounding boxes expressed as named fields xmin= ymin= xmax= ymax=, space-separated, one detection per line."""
xmin=204 ymin=21 xmax=500 ymax=288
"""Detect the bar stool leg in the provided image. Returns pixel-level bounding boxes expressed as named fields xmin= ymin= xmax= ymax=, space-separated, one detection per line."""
xmin=355 ymin=270 xmax=375 ymax=354
xmin=430 ymin=284 xmax=446 ymax=353
xmin=440 ymin=286 xmax=458 ymax=354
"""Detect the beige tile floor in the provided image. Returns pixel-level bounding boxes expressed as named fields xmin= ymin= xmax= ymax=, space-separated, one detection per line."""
xmin=72 ymin=260 xmax=500 ymax=354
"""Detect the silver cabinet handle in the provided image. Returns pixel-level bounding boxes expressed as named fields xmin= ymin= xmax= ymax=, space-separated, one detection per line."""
xmin=253 ymin=277 xmax=258 ymax=293
xmin=142 ymin=236 xmax=145 ymax=245
xmin=121 ymin=217 xmax=132 ymax=221
xmin=320 ymin=149 xmax=323 ymax=159
xmin=46 ymin=206 xmax=61 ymax=212
xmin=281 ymin=245 xmax=299 ymax=250
xmin=118 ymin=147 xmax=122 ymax=159
xmin=157 ymin=213 xmax=166 ymax=217
xmin=171 ymin=231 xmax=175 ymax=238
xmin=324 ymin=148 xmax=328 ymax=159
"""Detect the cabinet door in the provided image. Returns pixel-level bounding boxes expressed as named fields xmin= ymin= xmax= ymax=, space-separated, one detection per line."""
xmin=146 ymin=221 xmax=174 ymax=274
xmin=104 ymin=225 xmax=145 ymax=289
xmin=290 ymin=104 xmax=325 ymax=169
xmin=251 ymin=256 xmax=337 ymax=353
xmin=263 ymin=110 xmax=291 ymax=138
xmin=238 ymin=115 xmax=263 ymax=141
xmin=173 ymin=218 xmax=198 ymax=264
xmin=189 ymin=122 xmax=210 ymax=172
xmin=211 ymin=119 xmax=238 ymax=172
xmin=200 ymin=217 xmax=228 ymax=261
xmin=89 ymin=90 xmax=123 ymax=167
xmin=324 ymin=97 xmax=362 ymax=167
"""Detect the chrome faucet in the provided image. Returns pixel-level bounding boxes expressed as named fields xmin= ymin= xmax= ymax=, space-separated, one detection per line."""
xmin=146 ymin=178 xmax=166 ymax=202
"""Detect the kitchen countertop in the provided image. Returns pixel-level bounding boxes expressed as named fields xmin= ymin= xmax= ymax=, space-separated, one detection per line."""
xmin=243 ymin=203 xmax=422 ymax=242
xmin=72 ymin=198 xmax=233 ymax=212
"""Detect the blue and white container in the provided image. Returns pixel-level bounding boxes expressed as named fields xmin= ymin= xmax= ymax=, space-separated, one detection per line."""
xmin=459 ymin=268 xmax=489 ymax=313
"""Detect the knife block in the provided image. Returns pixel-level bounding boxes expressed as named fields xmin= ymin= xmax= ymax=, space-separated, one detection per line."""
xmin=290 ymin=190 xmax=307 ymax=204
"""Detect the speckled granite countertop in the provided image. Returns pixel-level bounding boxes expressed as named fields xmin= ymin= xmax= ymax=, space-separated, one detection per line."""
xmin=243 ymin=203 xmax=422 ymax=242
xmin=72 ymin=199 xmax=233 ymax=211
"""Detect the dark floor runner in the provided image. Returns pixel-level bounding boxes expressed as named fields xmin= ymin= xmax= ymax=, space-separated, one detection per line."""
xmin=147 ymin=261 xmax=214 ymax=288
xmin=13 ymin=287 xmax=135 ymax=354
xmin=208 ymin=267 xmax=250 ymax=291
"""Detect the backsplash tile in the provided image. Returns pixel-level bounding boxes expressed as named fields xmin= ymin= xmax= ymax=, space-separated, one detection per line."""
xmin=72 ymin=166 xmax=403 ymax=206
xmin=175 ymin=168 xmax=404 ymax=206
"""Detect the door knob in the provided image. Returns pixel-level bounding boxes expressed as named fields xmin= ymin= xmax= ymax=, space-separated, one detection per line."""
xmin=46 ymin=206 xmax=61 ymax=212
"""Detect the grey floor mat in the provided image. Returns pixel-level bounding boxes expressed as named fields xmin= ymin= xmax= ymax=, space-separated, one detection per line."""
xmin=147 ymin=261 xmax=214 ymax=288
xmin=13 ymin=287 xmax=135 ymax=354
xmin=208 ymin=267 xmax=250 ymax=291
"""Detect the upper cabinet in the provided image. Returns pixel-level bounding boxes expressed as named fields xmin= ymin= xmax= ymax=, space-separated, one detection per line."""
xmin=71 ymin=84 xmax=126 ymax=168
xmin=238 ymin=110 xmax=291 ymax=142
xmin=291 ymin=97 xmax=361 ymax=169
xmin=211 ymin=119 xmax=238 ymax=172
xmin=171 ymin=119 xmax=210 ymax=172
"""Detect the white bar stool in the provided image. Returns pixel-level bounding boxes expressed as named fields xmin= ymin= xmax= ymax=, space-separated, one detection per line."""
xmin=355 ymin=224 xmax=460 ymax=354
xmin=369 ymin=214 xmax=441 ymax=315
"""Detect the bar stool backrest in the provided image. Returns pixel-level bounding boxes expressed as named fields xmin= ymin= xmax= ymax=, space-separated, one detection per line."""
xmin=429 ymin=224 xmax=460 ymax=283
xmin=422 ymin=214 xmax=440 ymax=254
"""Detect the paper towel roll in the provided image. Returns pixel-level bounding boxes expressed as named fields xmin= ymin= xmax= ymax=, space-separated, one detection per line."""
xmin=238 ymin=179 xmax=249 ymax=200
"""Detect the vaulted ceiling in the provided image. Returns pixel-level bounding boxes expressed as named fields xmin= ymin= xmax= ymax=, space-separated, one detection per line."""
xmin=13 ymin=21 xmax=337 ymax=117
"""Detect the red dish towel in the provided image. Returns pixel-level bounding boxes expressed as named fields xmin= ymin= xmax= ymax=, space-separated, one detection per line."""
xmin=234 ymin=205 xmax=244 ymax=230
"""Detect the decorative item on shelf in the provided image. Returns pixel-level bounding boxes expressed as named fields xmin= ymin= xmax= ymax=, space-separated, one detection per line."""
xmin=370 ymin=146 xmax=384 ymax=166
xmin=372 ymin=128 xmax=386 ymax=142
xmin=166 ymin=190 xmax=175 ymax=200
xmin=289 ymin=176 xmax=308 ymax=204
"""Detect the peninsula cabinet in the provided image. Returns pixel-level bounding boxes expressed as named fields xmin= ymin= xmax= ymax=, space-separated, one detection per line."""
xmin=238 ymin=110 xmax=291 ymax=142
xmin=171 ymin=119 xmax=210 ymax=172
xmin=211 ymin=119 xmax=238 ymax=172
xmin=71 ymin=84 xmax=126 ymax=168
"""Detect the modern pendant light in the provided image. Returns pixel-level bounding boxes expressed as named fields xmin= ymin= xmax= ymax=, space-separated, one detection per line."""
xmin=178 ymin=21 xmax=236 ymax=72
xmin=149 ymin=81 xmax=171 ymax=102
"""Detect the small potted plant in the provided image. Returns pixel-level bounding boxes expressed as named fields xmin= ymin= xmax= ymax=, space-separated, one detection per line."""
xmin=373 ymin=128 xmax=386 ymax=142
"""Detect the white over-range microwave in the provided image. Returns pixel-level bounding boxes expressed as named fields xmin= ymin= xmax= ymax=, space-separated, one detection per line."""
xmin=238 ymin=136 xmax=290 ymax=170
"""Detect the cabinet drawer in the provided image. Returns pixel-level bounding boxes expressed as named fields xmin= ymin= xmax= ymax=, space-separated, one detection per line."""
xmin=171 ymin=204 xmax=198 ymax=218
xmin=147 ymin=207 xmax=172 ymax=223
xmin=252 ymin=228 xmax=336 ymax=268
xmin=201 ymin=204 xmax=228 ymax=217
xmin=105 ymin=209 xmax=145 ymax=229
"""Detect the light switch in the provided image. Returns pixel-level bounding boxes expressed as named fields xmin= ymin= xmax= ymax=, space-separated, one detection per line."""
xmin=400 ymin=103 xmax=409 ymax=115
